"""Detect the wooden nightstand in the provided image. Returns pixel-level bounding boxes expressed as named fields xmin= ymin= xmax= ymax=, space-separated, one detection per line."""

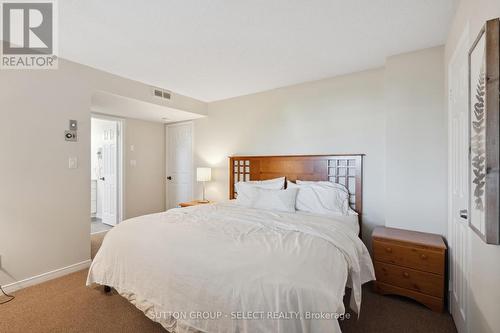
xmin=372 ymin=226 xmax=447 ymax=312
xmin=178 ymin=200 xmax=214 ymax=208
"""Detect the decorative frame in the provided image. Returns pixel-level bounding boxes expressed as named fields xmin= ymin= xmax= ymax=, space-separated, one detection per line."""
xmin=468 ymin=18 xmax=500 ymax=244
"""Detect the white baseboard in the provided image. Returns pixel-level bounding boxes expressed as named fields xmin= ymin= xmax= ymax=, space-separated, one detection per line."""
xmin=1 ymin=260 xmax=91 ymax=294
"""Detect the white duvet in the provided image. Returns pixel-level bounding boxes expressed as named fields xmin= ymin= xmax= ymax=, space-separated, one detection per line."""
xmin=87 ymin=202 xmax=374 ymax=333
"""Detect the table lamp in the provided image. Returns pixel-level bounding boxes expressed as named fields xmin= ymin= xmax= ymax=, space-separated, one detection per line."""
xmin=196 ymin=167 xmax=211 ymax=203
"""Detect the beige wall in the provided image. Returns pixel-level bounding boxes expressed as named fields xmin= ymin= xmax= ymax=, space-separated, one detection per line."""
xmin=124 ymin=119 xmax=166 ymax=219
xmin=0 ymin=58 xmax=203 ymax=287
xmin=445 ymin=1 xmax=500 ymax=333
xmin=195 ymin=69 xmax=386 ymax=243
xmin=385 ymin=46 xmax=447 ymax=236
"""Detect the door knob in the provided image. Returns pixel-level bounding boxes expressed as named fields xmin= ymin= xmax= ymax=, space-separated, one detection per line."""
xmin=167 ymin=176 xmax=172 ymax=180
xmin=459 ymin=209 xmax=468 ymax=219
xmin=99 ymin=177 xmax=105 ymax=181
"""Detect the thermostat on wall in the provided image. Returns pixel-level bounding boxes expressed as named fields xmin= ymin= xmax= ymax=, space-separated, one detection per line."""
xmin=65 ymin=130 xmax=77 ymax=142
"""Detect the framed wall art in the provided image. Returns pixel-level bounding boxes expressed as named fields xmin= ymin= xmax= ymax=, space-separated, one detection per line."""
xmin=468 ymin=18 xmax=500 ymax=244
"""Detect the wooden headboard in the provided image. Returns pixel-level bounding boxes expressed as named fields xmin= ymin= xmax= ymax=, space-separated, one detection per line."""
xmin=229 ymin=154 xmax=364 ymax=231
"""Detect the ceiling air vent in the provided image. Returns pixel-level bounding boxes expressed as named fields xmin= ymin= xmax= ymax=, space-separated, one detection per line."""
xmin=152 ymin=87 xmax=172 ymax=100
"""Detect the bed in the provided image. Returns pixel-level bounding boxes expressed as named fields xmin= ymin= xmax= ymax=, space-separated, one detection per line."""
xmin=87 ymin=154 xmax=375 ymax=333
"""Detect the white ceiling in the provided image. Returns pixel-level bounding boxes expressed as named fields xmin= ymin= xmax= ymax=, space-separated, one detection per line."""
xmin=60 ymin=0 xmax=457 ymax=102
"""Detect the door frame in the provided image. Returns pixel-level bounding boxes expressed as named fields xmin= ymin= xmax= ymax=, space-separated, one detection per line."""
xmin=165 ymin=121 xmax=194 ymax=209
xmin=447 ymin=23 xmax=470 ymax=333
xmin=91 ymin=113 xmax=125 ymax=225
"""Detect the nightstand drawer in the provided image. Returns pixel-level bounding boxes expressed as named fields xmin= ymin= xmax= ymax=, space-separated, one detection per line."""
xmin=373 ymin=240 xmax=444 ymax=275
xmin=375 ymin=261 xmax=444 ymax=298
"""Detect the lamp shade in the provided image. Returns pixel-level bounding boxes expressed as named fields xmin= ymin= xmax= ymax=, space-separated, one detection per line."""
xmin=196 ymin=167 xmax=212 ymax=182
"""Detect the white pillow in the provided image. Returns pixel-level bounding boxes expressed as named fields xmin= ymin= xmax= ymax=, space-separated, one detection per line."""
xmin=296 ymin=180 xmax=349 ymax=194
xmin=250 ymin=187 xmax=298 ymax=213
xmin=287 ymin=180 xmax=350 ymax=215
xmin=238 ymin=177 xmax=285 ymax=190
xmin=235 ymin=177 xmax=285 ymax=206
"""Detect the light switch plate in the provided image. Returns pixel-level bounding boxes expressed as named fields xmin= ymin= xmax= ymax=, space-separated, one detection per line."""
xmin=68 ymin=157 xmax=78 ymax=169
xmin=130 ymin=159 xmax=137 ymax=167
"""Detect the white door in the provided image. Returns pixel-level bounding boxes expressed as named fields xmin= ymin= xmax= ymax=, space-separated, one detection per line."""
xmin=102 ymin=121 xmax=118 ymax=226
xmin=448 ymin=26 xmax=470 ymax=333
xmin=166 ymin=122 xmax=193 ymax=209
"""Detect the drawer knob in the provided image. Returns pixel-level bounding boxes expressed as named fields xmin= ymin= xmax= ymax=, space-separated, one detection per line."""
xmin=385 ymin=247 xmax=392 ymax=253
xmin=403 ymin=272 xmax=410 ymax=278
xmin=420 ymin=254 xmax=427 ymax=260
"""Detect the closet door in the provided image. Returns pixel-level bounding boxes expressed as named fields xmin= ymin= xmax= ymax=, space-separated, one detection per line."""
xmin=448 ymin=26 xmax=470 ymax=333
xmin=166 ymin=122 xmax=193 ymax=209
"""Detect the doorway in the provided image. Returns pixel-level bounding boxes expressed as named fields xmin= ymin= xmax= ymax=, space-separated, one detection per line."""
xmin=91 ymin=116 xmax=123 ymax=234
xmin=166 ymin=122 xmax=194 ymax=209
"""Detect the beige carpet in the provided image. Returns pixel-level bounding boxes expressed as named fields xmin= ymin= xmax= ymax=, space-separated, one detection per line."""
xmin=0 ymin=233 xmax=457 ymax=333
xmin=91 ymin=231 xmax=106 ymax=260
xmin=340 ymin=288 xmax=456 ymax=333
